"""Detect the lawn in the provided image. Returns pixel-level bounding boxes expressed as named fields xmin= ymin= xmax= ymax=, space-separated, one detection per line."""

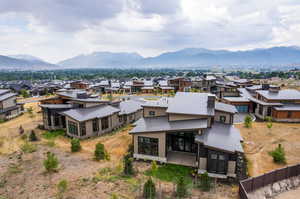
xmin=145 ymin=163 xmax=193 ymax=184
xmin=42 ymin=129 xmax=65 ymax=139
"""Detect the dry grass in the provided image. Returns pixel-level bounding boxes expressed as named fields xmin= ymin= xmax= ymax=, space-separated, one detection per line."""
xmin=237 ymin=122 xmax=300 ymax=177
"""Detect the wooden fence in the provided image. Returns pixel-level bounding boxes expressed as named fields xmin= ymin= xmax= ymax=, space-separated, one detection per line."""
xmin=239 ymin=164 xmax=300 ymax=199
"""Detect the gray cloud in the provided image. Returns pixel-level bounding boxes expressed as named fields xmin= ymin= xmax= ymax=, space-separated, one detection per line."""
xmin=0 ymin=0 xmax=124 ymax=31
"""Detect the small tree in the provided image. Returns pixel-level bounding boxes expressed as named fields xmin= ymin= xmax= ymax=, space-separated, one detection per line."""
xmin=29 ymin=130 xmax=38 ymax=141
xmin=143 ymin=178 xmax=156 ymax=199
xmin=176 ymin=176 xmax=188 ymax=198
xmin=44 ymin=152 xmax=59 ymax=172
xmin=20 ymin=89 xmax=30 ymax=98
xmin=199 ymin=172 xmax=212 ymax=191
xmin=57 ymin=179 xmax=68 ymax=199
xmin=269 ymin=144 xmax=286 ymax=164
xmin=70 ymin=138 xmax=81 ymax=152
xmin=151 ymin=161 xmax=158 ymax=176
xmin=19 ymin=125 xmax=24 ymax=135
xmin=244 ymin=115 xmax=252 ymax=128
xmin=94 ymin=143 xmax=109 ymax=161
xmin=123 ymin=153 xmax=134 ymax=176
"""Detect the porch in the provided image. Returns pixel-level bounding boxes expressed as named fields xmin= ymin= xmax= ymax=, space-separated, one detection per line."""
xmin=167 ymin=151 xmax=197 ymax=167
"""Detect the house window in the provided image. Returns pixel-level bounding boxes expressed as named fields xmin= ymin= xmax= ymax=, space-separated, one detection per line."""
xmin=129 ymin=115 xmax=133 ymax=120
xmin=101 ymin=117 xmax=109 ymax=130
xmin=54 ymin=113 xmax=60 ymax=126
xmin=259 ymin=105 xmax=263 ymax=115
xmin=149 ymin=111 xmax=155 ymax=116
xmin=119 ymin=116 xmax=123 ymax=123
xmin=287 ymin=111 xmax=292 ymax=118
xmin=80 ymin=122 xmax=86 ymax=136
xmin=68 ymin=121 xmax=78 ymax=135
xmin=220 ymin=116 xmax=226 ymax=123
xmin=92 ymin=119 xmax=99 ymax=132
xmin=138 ymin=137 xmax=159 ymax=156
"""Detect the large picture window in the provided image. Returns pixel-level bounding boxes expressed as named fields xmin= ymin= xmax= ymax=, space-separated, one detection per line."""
xmin=68 ymin=121 xmax=78 ymax=135
xmin=101 ymin=117 xmax=109 ymax=130
xmin=138 ymin=137 xmax=159 ymax=156
xmin=92 ymin=119 xmax=99 ymax=132
xmin=80 ymin=122 xmax=86 ymax=136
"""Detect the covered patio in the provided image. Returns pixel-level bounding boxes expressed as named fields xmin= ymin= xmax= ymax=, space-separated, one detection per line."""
xmin=167 ymin=151 xmax=197 ymax=167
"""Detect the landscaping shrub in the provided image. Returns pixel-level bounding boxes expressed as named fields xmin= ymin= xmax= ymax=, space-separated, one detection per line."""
xmin=21 ymin=142 xmax=37 ymax=153
xmin=43 ymin=152 xmax=59 ymax=172
xmin=19 ymin=125 xmax=24 ymax=135
xmin=70 ymin=138 xmax=81 ymax=152
xmin=269 ymin=144 xmax=286 ymax=164
xmin=151 ymin=161 xmax=158 ymax=175
xmin=176 ymin=176 xmax=188 ymax=198
xmin=42 ymin=130 xmax=65 ymax=139
xmin=29 ymin=130 xmax=38 ymax=141
xmin=143 ymin=178 xmax=156 ymax=199
xmin=20 ymin=134 xmax=28 ymax=140
xmin=244 ymin=115 xmax=252 ymax=128
xmin=199 ymin=172 xmax=212 ymax=191
xmin=57 ymin=179 xmax=68 ymax=199
xmin=123 ymin=153 xmax=134 ymax=176
xmin=94 ymin=143 xmax=109 ymax=161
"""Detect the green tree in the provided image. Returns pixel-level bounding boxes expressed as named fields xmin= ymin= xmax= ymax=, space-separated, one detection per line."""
xmin=70 ymin=138 xmax=81 ymax=152
xmin=57 ymin=179 xmax=68 ymax=199
xmin=269 ymin=144 xmax=286 ymax=164
xmin=199 ymin=172 xmax=212 ymax=191
xmin=123 ymin=154 xmax=134 ymax=176
xmin=143 ymin=178 xmax=156 ymax=199
xmin=20 ymin=89 xmax=30 ymax=98
xmin=29 ymin=130 xmax=38 ymax=141
xmin=176 ymin=176 xmax=188 ymax=198
xmin=43 ymin=152 xmax=59 ymax=172
xmin=94 ymin=143 xmax=109 ymax=161
xmin=244 ymin=115 xmax=252 ymax=128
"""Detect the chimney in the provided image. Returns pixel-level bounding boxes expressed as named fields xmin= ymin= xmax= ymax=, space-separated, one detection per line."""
xmin=207 ymin=95 xmax=215 ymax=108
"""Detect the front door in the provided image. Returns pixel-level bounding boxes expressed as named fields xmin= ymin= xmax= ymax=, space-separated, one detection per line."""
xmin=207 ymin=151 xmax=228 ymax=174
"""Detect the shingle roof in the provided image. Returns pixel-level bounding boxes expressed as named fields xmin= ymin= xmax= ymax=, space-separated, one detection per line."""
xmin=195 ymin=122 xmax=243 ymax=153
xmin=61 ymin=105 xmax=120 ymax=122
xmin=256 ymin=89 xmax=300 ymax=100
xmin=215 ymin=102 xmax=237 ymax=113
xmin=166 ymin=92 xmax=214 ymax=116
xmin=130 ymin=116 xmax=208 ymax=134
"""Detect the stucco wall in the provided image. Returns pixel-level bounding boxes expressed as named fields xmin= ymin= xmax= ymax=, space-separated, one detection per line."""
xmin=143 ymin=107 xmax=167 ymax=117
xmin=133 ymin=132 xmax=166 ymax=158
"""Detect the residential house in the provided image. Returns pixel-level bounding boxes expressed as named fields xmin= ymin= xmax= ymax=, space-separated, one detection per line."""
xmin=168 ymin=77 xmax=192 ymax=92
xmin=130 ymin=92 xmax=244 ymax=179
xmin=0 ymin=89 xmax=23 ymax=120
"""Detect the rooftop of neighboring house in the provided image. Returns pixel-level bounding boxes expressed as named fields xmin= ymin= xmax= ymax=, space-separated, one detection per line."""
xmin=118 ymin=100 xmax=143 ymax=115
xmin=61 ymin=104 xmax=120 ymax=122
xmin=256 ymin=89 xmax=300 ymax=100
xmin=0 ymin=89 xmax=10 ymax=96
xmin=215 ymin=102 xmax=238 ymax=113
xmin=0 ymin=91 xmax=17 ymax=102
xmin=273 ymin=104 xmax=300 ymax=111
xmin=141 ymin=97 xmax=171 ymax=108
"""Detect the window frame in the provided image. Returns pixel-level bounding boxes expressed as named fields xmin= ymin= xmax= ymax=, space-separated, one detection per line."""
xmin=149 ymin=111 xmax=155 ymax=116
xmin=138 ymin=136 xmax=159 ymax=156
xmin=68 ymin=121 xmax=78 ymax=136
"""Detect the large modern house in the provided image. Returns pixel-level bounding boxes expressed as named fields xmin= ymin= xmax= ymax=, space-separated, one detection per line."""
xmin=40 ymin=90 xmax=143 ymax=138
xmin=0 ymin=89 xmax=23 ymax=120
xmin=130 ymin=92 xmax=244 ymax=179
xmin=222 ymin=84 xmax=300 ymax=122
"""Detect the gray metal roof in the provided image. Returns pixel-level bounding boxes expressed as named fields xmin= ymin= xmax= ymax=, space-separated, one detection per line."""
xmin=119 ymin=100 xmax=143 ymax=115
xmin=142 ymin=98 xmax=171 ymax=108
xmin=223 ymin=97 xmax=250 ymax=102
xmin=166 ymin=92 xmax=214 ymax=116
xmin=274 ymin=104 xmax=300 ymax=111
xmin=0 ymin=93 xmax=17 ymax=102
xmin=256 ymin=89 xmax=300 ymax=100
xmin=130 ymin=116 xmax=208 ymax=134
xmin=0 ymin=89 xmax=10 ymax=96
xmin=61 ymin=105 xmax=120 ymax=122
xmin=71 ymin=98 xmax=107 ymax=103
xmin=195 ymin=122 xmax=243 ymax=153
xmin=40 ymin=104 xmax=74 ymax=109
xmin=215 ymin=102 xmax=237 ymax=113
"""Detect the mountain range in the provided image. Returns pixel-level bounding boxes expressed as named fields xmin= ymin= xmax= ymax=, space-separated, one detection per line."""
xmin=1 ymin=46 xmax=300 ymax=70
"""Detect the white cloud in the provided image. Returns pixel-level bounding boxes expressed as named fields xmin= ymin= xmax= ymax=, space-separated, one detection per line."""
xmin=0 ymin=0 xmax=300 ymax=62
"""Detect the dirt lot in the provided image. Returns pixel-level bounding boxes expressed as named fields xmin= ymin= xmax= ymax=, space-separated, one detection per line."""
xmin=0 ymin=97 xmax=237 ymax=199
xmin=275 ymin=187 xmax=300 ymax=199
xmin=237 ymin=122 xmax=300 ymax=177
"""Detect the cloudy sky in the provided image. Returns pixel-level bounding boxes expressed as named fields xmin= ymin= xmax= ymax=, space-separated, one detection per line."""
xmin=0 ymin=0 xmax=300 ymax=63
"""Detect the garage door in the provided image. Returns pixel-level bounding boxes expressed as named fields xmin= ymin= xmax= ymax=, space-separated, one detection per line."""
xmin=236 ymin=105 xmax=249 ymax=113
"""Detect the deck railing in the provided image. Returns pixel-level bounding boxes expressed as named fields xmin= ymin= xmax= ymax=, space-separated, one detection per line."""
xmin=239 ymin=163 xmax=300 ymax=199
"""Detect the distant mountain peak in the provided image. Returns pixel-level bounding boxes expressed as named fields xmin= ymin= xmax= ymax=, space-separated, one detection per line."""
xmin=8 ymin=54 xmax=43 ymax=61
